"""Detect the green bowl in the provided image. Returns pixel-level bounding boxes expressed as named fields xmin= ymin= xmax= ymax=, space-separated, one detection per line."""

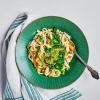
xmin=16 ymin=16 xmax=89 ymax=89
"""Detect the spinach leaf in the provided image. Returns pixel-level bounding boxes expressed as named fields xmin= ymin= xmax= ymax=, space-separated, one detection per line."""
xmin=53 ymin=44 xmax=63 ymax=48
xmin=52 ymin=27 xmax=57 ymax=33
xmin=52 ymin=27 xmax=60 ymax=44
xmin=44 ymin=46 xmax=52 ymax=53
xmin=36 ymin=46 xmax=40 ymax=51
xmin=53 ymin=33 xmax=60 ymax=42
xmin=39 ymin=35 xmax=44 ymax=42
xmin=61 ymin=69 xmax=65 ymax=75
xmin=56 ymin=59 xmax=64 ymax=65
xmin=54 ymin=50 xmax=65 ymax=69
xmin=35 ymin=46 xmax=40 ymax=58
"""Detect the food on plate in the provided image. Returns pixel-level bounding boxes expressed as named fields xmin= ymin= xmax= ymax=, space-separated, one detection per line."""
xmin=28 ymin=28 xmax=75 ymax=77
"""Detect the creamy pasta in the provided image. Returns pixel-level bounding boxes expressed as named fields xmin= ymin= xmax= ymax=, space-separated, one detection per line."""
xmin=28 ymin=28 xmax=75 ymax=77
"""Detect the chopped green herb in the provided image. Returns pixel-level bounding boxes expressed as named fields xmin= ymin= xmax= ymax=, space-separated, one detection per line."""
xmin=39 ymin=35 xmax=44 ymax=42
xmin=35 ymin=46 xmax=40 ymax=58
xmin=53 ymin=27 xmax=57 ymax=33
xmin=44 ymin=46 xmax=52 ymax=53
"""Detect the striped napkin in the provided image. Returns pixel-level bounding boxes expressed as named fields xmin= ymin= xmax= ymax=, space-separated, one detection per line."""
xmin=1 ymin=13 xmax=82 ymax=100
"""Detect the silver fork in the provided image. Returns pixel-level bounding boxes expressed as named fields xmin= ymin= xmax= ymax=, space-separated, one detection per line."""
xmin=74 ymin=50 xmax=99 ymax=80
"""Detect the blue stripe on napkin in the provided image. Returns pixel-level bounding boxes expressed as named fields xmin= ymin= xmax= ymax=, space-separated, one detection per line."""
xmin=50 ymin=88 xmax=81 ymax=100
xmin=22 ymin=76 xmax=43 ymax=100
xmin=3 ymin=80 xmax=24 ymax=100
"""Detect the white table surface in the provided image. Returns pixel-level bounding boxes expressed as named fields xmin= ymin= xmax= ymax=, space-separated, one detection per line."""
xmin=0 ymin=0 xmax=100 ymax=100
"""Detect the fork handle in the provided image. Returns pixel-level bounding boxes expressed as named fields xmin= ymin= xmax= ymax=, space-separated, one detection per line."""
xmin=74 ymin=51 xmax=99 ymax=80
